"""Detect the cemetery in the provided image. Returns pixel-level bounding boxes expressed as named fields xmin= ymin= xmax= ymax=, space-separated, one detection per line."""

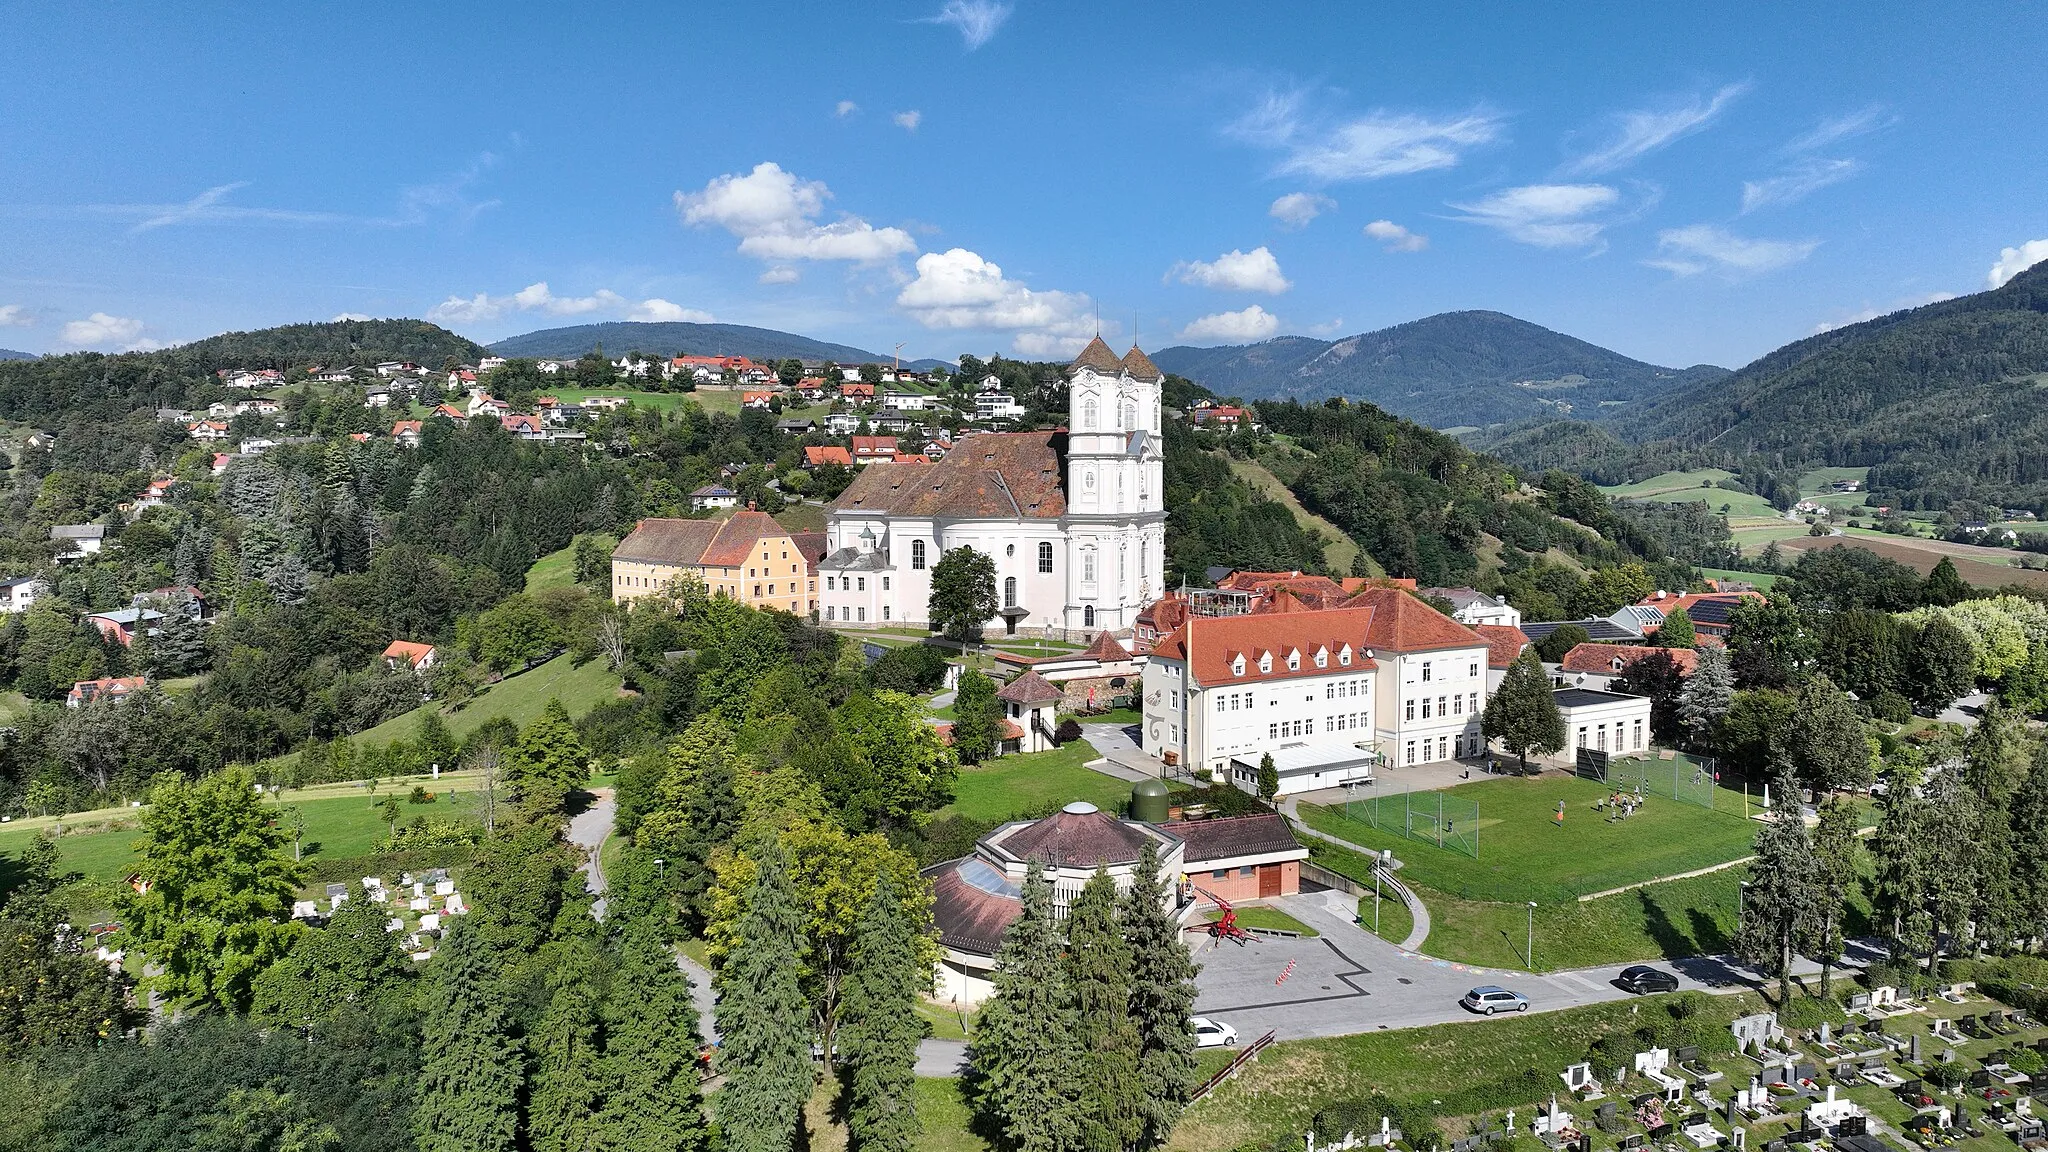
xmin=1292 ymin=977 xmax=2048 ymax=1152
xmin=289 ymin=866 xmax=470 ymax=962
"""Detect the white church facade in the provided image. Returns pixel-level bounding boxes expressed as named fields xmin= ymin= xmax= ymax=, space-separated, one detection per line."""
xmin=817 ymin=338 xmax=1167 ymax=636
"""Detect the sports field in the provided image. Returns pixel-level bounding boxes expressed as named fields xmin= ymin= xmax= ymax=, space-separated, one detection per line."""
xmin=1297 ymin=773 xmax=1758 ymax=904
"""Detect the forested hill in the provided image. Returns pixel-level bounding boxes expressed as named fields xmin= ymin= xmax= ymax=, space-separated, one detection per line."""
xmin=1486 ymin=259 xmax=2048 ymax=513
xmin=0 ymin=349 xmax=31 ymax=361
xmin=1151 ymin=310 xmax=1726 ymax=429
xmin=489 ymin=320 xmax=943 ymax=367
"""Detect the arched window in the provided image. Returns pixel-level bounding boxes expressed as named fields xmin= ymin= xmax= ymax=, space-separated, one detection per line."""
xmin=1037 ymin=541 xmax=1054 ymax=573
xmin=1004 ymin=577 xmax=1017 ymax=608
xmin=1084 ymin=605 xmax=1095 ymax=627
xmin=910 ymin=539 xmax=926 ymax=570
xmin=1082 ymin=398 xmax=1098 ymax=429
xmin=1122 ymin=400 xmax=1137 ymax=430
xmin=1082 ymin=548 xmax=1097 ymax=584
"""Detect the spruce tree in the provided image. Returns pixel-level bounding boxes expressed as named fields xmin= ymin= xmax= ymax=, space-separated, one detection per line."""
xmin=1481 ymin=650 xmax=1565 ymax=771
xmin=839 ymin=875 xmax=927 ymax=1152
xmin=527 ymin=938 xmax=605 ymax=1152
xmin=1871 ymin=766 xmax=1934 ymax=961
xmin=597 ymin=921 xmax=709 ymax=1152
xmin=1677 ymin=645 xmax=1735 ymax=748
xmin=1065 ymin=867 xmax=1144 ymax=1152
xmin=714 ymin=841 xmax=814 ymax=1152
xmin=1920 ymin=771 xmax=1984 ymax=972
xmin=974 ymin=861 xmax=1081 ymax=1152
xmin=413 ymin=922 xmax=522 ymax=1152
xmin=1737 ymin=766 xmax=1822 ymax=1003
xmin=2007 ymin=751 xmax=2048 ymax=948
xmin=1120 ymin=839 xmax=1198 ymax=1150
xmin=1805 ymin=797 xmax=1859 ymax=999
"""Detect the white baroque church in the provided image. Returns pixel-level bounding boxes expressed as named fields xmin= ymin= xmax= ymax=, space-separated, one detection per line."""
xmin=817 ymin=337 xmax=1166 ymax=636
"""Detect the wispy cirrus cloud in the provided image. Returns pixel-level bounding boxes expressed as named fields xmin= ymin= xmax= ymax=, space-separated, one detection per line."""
xmin=1228 ymin=88 xmax=1503 ymax=181
xmin=1448 ymin=184 xmax=1620 ymax=249
xmin=1785 ymin=105 xmax=1895 ymax=153
xmin=921 ymin=0 xmax=1012 ymax=50
xmin=1564 ymin=83 xmax=1748 ymax=175
xmin=1741 ymin=157 xmax=1860 ymax=212
xmin=1646 ymin=224 xmax=1818 ymax=277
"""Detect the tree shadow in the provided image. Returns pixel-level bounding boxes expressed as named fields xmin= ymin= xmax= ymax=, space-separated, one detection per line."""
xmin=1637 ymin=889 xmax=1697 ymax=959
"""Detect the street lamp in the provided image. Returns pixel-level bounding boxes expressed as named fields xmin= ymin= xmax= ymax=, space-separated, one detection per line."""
xmin=1526 ymin=901 xmax=1538 ymax=970
xmin=654 ymin=857 xmax=666 ymax=884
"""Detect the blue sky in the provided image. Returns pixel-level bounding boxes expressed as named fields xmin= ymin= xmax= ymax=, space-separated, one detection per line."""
xmin=2 ymin=1 xmax=2044 ymax=369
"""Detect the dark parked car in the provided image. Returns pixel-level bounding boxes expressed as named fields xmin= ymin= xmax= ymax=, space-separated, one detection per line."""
xmin=1616 ymin=965 xmax=1680 ymax=994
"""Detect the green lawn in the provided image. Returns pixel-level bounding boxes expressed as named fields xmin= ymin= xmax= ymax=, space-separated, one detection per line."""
xmin=1598 ymin=468 xmax=1737 ymax=499
xmin=915 ymin=999 xmax=976 ymax=1042
xmin=0 ymin=690 xmax=29 ymax=723
xmin=1420 ymin=866 xmax=1746 ymax=971
xmin=913 ymin=1079 xmax=988 ymax=1152
xmin=345 ymin=652 xmax=623 ymax=750
xmin=1206 ymin=905 xmax=1319 ymax=938
xmin=544 ymin=386 xmax=698 ymax=413
xmin=525 ymin=533 xmax=611 ymax=593
xmin=1697 ymin=566 xmax=1779 ymax=589
xmin=1798 ymin=465 xmax=1870 ymax=494
xmin=1297 ymin=774 xmax=1758 ymax=904
xmin=936 ymin=740 xmax=1132 ymax=823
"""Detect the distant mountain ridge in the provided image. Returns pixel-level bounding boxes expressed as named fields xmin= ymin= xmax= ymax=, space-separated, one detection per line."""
xmin=1150 ymin=310 xmax=1726 ymax=428
xmin=488 ymin=321 xmax=951 ymax=371
xmin=0 ymin=349 xmax=33 ymax=361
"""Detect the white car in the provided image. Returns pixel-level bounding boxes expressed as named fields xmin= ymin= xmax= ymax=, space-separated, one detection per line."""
xmin=1191 ymin=1016 xmax=1238 ymax=1048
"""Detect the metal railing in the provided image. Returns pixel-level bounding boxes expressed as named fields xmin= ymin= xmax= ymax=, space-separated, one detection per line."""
xmin=1190 ymin=1029 xmax=1277 ymax=1102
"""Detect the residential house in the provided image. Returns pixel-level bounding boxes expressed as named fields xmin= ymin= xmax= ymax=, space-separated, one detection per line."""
xmin=840 ymin=381 xmax=877 ymax=404
xmin=1554 ymin=687 xmax=1654 ymax=757
xmin=536 ymin=359 xmax=572 ymax=375
xmin=0 ymin=576 xmax=46 ymax=614
xmin=690 ymin=484 xmax=740 ymax=510
xmin=825 ymin=412 xmax=862 ymax=436
xmin=478 ymin=356 xmax=507 ymax=372
xmin=805 ymin=445 xmax=854 ymax=469
xmin=1189 ymin=405 xmax=1246 ymax=427
xmin=447 ymin=368 xmax=478 ymax=390
xmin=881 ymin=390 xmax=928 ymax=412
xmin=391 ymin=420 xmax=424 ymax=447
xmin=500 ymin=413 xmax=547 ymax=440
xmin=186 ymin=420 xmax=231 ymax=442
xmin=1552 ymin=642 xmax=1698 ymax=692
xmin=87 ymin=607 xmax=165 ymax=646
xmin=974 ymin=391 xmax=1025 ymax=421
xmin=741 ymin=391 xmax=774 ymax=410
xmin=156 ymin=408 xmax=191 ymax=423
xmin=850 ymin=435 xmax=899 ymax=464
xmin=312 ymin=367 xmax=357 ymax=383
xmin=374 ymin=362 xmax=418 ymax=377
xmin=67 ymin=676 xmax=149 ymax=708
xmin=613 ymin=357 xmax=654 ymax=379
xmin=364 ymin=386 xmax=392 ymax=408
xmin=774 ymin=418 xmax=816 ymax=435
xmin=132 ymin=477 xmax=176 ymax=511
xmin=1517 ymin=617 xmax=1646 ymax=646
xmin=582 ymin=396 xmax=628 ymax=412
xmin=431 ymin=403 xmax=468 ymax=424
xmin=382 ymin=640 xmax=438 ymax=673
xmin=467 ymin=391 xmax=510 ymax=419
xmin=795 ymin=379 xmax=828 ymax=403
xmin=891 ymin=452 xmax=933 ymax=465
xmin=1631 ymin=589 xmax=1767 ymax=642
xmin=994 ymin=671 xmax=1064 ymax=754
xmin=611 ymin=511 xmax=824 ymax=617
xmin=50 ymin=524 xmax=106 ymax=560
xmin=1421 ymin=587 xmax=1523 ymax=628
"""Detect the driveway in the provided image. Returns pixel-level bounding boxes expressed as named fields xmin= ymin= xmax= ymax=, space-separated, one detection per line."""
xmin=1188 ymin=889 xmax=1879 ymax=1042
xmin=567 ymin=788 xmax=615 ymax=921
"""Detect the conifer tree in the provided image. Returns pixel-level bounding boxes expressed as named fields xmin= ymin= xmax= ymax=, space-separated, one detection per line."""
xmin=598 ymin=920 xmax=709 ymax=1152
xmin=839 ymin=875 xmax=927 ymax=1152
xmin=1677 ymin=644 xmax=1735 ymax=748
xmin=714 ymin=842 xmax=814 ymax=1152
xmin=414 ymin=922 xmax=522 ymax=1152
xmin=1871 ymin=764 xmax=1934 ymax=961
xmin=1065 ymin=867 xmax=1144 ymax=1152
xmin=1805 ymin=797 xmax=1860 ymax=999
xmin=528 ymin=938 xmax=605 ymax=1152
xmin=1121 ymin=839 xmax=1198 ymax=1150
xmin=1920 ymin=770 xmax=1984 ymax=972
xmin=1737 ymin=766 xmax=1823 ymax=1003
xmin=974 ymin=861 xmax=1081 ymax=1152
xmin=2007 ymin=751 xmax=2048 ymax=947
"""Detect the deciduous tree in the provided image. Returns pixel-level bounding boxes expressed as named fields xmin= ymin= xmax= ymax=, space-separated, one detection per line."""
xmin=1910 ymin=615 xmax=1976 ymax=713
xmin=949 ymin=669 xmax=1004 ymax=766
xmin=928 ymin=546 xmax=998 ymax=643
xmin=1481 ymin=650 xmax=1565 ymax=772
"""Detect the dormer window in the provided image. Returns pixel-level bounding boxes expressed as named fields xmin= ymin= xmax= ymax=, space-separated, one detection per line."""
xmin=1612 ymin=658 xmax=1625 ymax=672
xmin=1257 ymin=652 xmax=1272 ymax=674
xmin=1314 ymin=647 xmax=1328 ymax=668
xmin=1285 ymin=650 xmax=1300 ymax=671
xmin=1231 ymin=654 xmax=1246 ymax=676
xmin=1339 ymin=646 xmax=1353 ymax=666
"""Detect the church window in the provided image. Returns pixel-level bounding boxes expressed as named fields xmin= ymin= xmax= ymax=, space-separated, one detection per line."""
xmin=1084 ymin=469 xmax=1096 ymax=489
xmin=1082 ymin=548 xmax=1096 ymax=583
xmin=1004 ymin=577 xmax=1017 ymax=608
xmin=1084 ymin=605 xmax=1095 ymax=627
xmin=1122 ymin=400 xmax=1136 ymax=430
xmin=882 ymin=577 xmax=890 ymax=591
xmin=911 ymin=540 xmax=925 ymax=569
xmin=857 ymin=577 xmax=865 ymax=591
xmin=1006 ymin=544 xmax=1015 ymax=557
xmin=1038 ymin=542 xmax=1054 ymax=573
xmin=1082 ymin=398 xmax=1098 ymax=429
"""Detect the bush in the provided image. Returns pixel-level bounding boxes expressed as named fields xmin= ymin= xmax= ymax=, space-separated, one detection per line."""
xmin=1949 ymin=955 xmax=2048 ymax=1017
xmin=1054 ymin=718 xmax=1083 ymax=744
xmin=1779 ymin=994 xmax=1848 ymax=1031
xmin=376 ymin=816 xmax=483 ymax=852
xmin=869 ymin=644 xmax=949 ymax=693
xmin=1922 ymin=1061 xmax=1967 ymax=1088
xmin=1871 ymin=691 xmax=1913 ymax=723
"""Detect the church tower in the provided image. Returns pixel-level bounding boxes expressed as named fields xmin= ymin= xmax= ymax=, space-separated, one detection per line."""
xmin=1062 ymin=337 xmax=1166 ymax=632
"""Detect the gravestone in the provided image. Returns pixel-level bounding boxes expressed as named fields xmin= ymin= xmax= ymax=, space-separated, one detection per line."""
xmin=1847 ymin=993 xmax=1872 ymax=1011
xmin=1563 ymin=1063 xmax=1598 ymax=1093
xmin=1941 ymin=1048 xmax=1958 ymax=1065
xmin=1819 ymin=1023 xmax=1832 ymax=1045
xmin=1733 ymin=1013 xmax=1782 ymax=1052
xmin=325 ymin=882 xmax=346 ymax=900
xmin=1910 ymin=1033 xmax=1923 ymax=1063
xmin=1677 ymin=1045 xmax=1700 ymax=1065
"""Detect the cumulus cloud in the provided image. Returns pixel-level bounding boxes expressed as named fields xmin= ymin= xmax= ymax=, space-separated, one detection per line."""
xmin=0 ymin=305 xmax=32 ymax=327
xmin=1269 ymin=192 xmax=1335 ymax=229
xmin=835 ymin=100 xmax=859 ymax=118
xmin=630 ymin=299 xmax=715 ymax=323
xmin=331 ymin=312 xmax=373 ymax=322
xmin=923 ymin=0 xmax=1011 ymax=49
xmin=427 ymin=282 xmax=695 ymax=325
xmin=759 ymin=266 xmax=801 ymax=285
xmin=676 ymin=162 xmax=916 ymax=263
xmin=1448 ymin=184 xmax=1619 ymax=249
xmin=1363 ymin=219 xmax=1428 ymax=252
xmin=1180 ymin=305 xmax=1280 ymax=343
xmin=1228 ymin=90 xmax=1502 ymax=181
xmin=1168 ymin=247 xmax=1291 ymax=294
xmin=1646 ymin=225 xmax=1819 ymax=277
xmin=896 ymin=248 xmax=1095 ymax=352
xmin=1565 ymin=83 xmax=1749 ymax=175
xmin=893 ymin=110 xmax=923 ymax=131
xmin=60 ymin=312 xmax=147 ymax=349
xmin=1989 ymin=240 xmax=2048 ymax=290
xmin=1741 ymin=158 xmax=1860 ymax=213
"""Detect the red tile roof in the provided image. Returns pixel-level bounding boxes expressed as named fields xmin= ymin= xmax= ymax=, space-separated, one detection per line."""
xmin=1120 ymin=345 xmax=1163 ymax=382
xmin=1150 ymin=607 xmax=1382 ymax=687
xmin=382 ymin=640 xmax=436 ymax=667
xmin=1166 ymin=814 xmax=1303 ymax=864
xmin=1474 ymin=624 xmax=1531 ymax=669
xmin=831 ymin=432 xmax=1067 ymax=520
xmin=1559 ymin=643 xmax=1699 ymax=676
xmin=614 ymin=512 xmax=802 ymax=571
xmin=1079 ymin=631 xmax=1132 ymax=662
xmin=805 ymin=445 xmax=854 ymax=467
xmin=997 ymin=807 xmax=1152 ymax=867
xmin=1341 ymin=586 xmax=1487 ymax=652
xmin=996 ymin=669 xmax=1063 ymax=705
xmin=851 ymin=435 xmax=898 ymax=455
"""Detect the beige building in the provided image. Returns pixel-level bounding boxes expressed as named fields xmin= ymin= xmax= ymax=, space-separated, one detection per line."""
xmin=611 ymin=510 xmax=825 ymax=617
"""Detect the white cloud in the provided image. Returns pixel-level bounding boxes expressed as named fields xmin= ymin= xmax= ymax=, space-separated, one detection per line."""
xmin=60 ymin=312 xmax=147 ymax=349
xmin=1228 ymin=90 xmax=1503 ymax=181
xmin=1448 ymin=184 xmax=1618 ymax=249
xmin=896 ymin=248 xmax=1095 ymax=354
xmin=1180 ymin=306 xmax=1280 ymax=343
xmin=676 ymin=161 xmax=916 ymax=263
xmin=893 ymin=110 xmax=923 ymax=131
xmin=630 ymin=299 xmax=714 ymax=323
xmin=1269 ymin=192 xmax=1335 ymax=229
xmin=835 ymin=100 xmax=859 ymax=118
xmin=331 ymin=312 xmax=373 ymax=322
xmin=1168 ymin=247 xmax=1291 ymax=294
xmin=1989 ymin=239 xmax=2048 ymax=289
xmin=1565 ymin=83 xmax=1749 ymax=175
xmin=513 ymin=282 xmax=627 ymax=316
xmin=923 ymin=0 xmax=1011 ymax=49
xmin=759 ymin=266 xmax=801 ymax=285
xmin=1305 ymin=317 xmax=1349 ymax=336
xmin=1741 ymin=158 xmax=1860 ymax=213
xmin=1786 ymin=105 xmax=1894 ymax=153
xmin=0 ymin=305 xmax=32 ymax=327
xmin=1363 ymin=219 xmax=1428 ymax=252
xmin=1011 ymin=331 xmax=1093 ymax=357
xmin=1646 ymin=225 xmax=1819 ymax=277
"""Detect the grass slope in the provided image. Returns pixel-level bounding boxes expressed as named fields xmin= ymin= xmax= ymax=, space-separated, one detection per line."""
xmin=1222 ymin=452 xmax=1370 ymax=575
xmin=935 ymin=740 xmax=1130 ymax=823
xmin=524 ymin=533 xmax=611 ymax=593
xmin=343 ymin=652 xmax=621 ymax=751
